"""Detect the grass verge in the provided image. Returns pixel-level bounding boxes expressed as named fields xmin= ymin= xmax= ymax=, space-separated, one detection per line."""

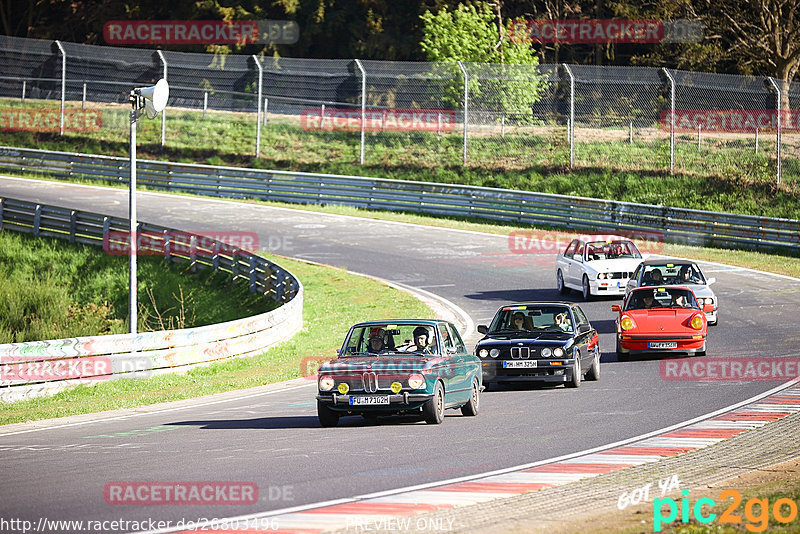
xmin=0 ymin=255 xmax=433 ymax=425
xmin=0 ymin=231 xmax=270 ymax=343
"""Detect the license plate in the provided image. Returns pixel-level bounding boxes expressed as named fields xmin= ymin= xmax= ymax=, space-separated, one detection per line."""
xmin=648 ymin=342 xmax=678 ymax=349
xmin=349 ymin=396 xmax=390 ymax=405
xmin=503 ymin=361 xmax=537 ymax=368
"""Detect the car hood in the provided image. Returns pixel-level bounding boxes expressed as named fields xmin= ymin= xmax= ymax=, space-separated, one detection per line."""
xmin=319 ymin=355 xmax=443 ymax=374
xmin=585 ymin=258 xmax=643 ymax=273
xmin=477 ymin=332 xmax=574 ymax=346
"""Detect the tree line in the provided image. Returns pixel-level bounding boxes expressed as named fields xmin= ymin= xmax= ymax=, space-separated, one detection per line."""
xmin=0 ymin=0 xmax=796 ymax=85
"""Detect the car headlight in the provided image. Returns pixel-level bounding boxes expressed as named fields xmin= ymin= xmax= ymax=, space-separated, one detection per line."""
xmin=690 ymin=315 xmax=704 ymax=330
xmin=489 ymin=348 xmax=500 ymax=358
xmin=478 ymin=349 xmax=489 ymax=358
xmin=319 ymin=376 xmax=334 ymax=391
xmin=597 ymin=273 xmax=606 ymax=280
xmin=704 ymin=298 xmax=714 ymax=306
xmin=540 ymin=347 xmax=552 ymax=357
xmin=337 ymin=382 xmax=349 ymax=395
xmin=620 ymin=316 xmax=634 ymax=331
xmin=553 ymin=347 xmax=564 ymax=358
xmin=408 ymin=374 xmax=425 ymax=389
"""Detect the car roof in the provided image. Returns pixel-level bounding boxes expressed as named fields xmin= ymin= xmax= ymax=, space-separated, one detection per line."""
xmin=639 ymin=258 xmax=695 ymax=266
xmin=577 ymin=235 xmax=632 ymax=242
xmin=495 ymin=302 xmax=575 ymax=309
xmin=629 ymin=285 xmax=696 ymax=293
xmin=351 ymin=319 xmax=446 ymax=328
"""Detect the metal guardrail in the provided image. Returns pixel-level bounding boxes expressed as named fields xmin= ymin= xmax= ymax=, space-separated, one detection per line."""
xmin=0 ymin=196 xmax=303 ymax=402
xmin=0 ymin=146 xmax=798 ymax=253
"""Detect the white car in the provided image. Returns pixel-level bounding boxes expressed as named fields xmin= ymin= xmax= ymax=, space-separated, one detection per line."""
xmin=555 ymin=237 xmax=644 ymax=300
xmin=625 ymin=259 xmax=718 ymax=325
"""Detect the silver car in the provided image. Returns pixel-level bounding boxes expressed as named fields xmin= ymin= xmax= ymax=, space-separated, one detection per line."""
xmin=625 ymin=259 xmax=718 ymax=325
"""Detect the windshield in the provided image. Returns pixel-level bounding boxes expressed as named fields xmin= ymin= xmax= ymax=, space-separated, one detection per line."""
xmin=488 ymin=306 xmax=573 ymax=334
xmin=341 ymin=324 xmax=440 ymax=356
xmin=625 ymin=288 xmax=700 ymax=311
xmin=642 ymin=263 xmax=706 ymax=286
xmin=584 ymin=240 xmax=641 ymax=261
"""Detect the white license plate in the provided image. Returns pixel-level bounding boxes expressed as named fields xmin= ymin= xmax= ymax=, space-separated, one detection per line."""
xmin=648 ymin=342 xmax=678 ymax=349
xmin=503 ymin=361 xmax=537 ymax=368
xmin=349 ymin=395 xmax=390 ymax=405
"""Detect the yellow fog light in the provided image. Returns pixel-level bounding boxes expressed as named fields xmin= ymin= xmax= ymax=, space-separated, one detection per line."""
xmin=691 ymin=315 xmax=704 ymax=330
xmin=620 ymin=317 xmax=634 ymax=331
xmin=337 ymin=383 xmax=349 ymax=395
xmin=390 ymin=382 xmax=402 ymax=393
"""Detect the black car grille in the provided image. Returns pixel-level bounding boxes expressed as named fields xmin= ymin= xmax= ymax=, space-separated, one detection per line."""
xmin=510 ymin=347 xmax=531 ymax=359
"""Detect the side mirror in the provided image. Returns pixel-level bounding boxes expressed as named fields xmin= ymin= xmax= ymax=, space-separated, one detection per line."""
xmin=611 ymin=304 xmax=621 ymax=312
xmin=477 ymin=325 xmax=488 ymax=335
xmin=578 ymin=323 xmax=591 ymax=334
xmin=702 ymin=304 xmax=714 ymax=313
xmin=706 ymin=277 xmax=716 ymax=285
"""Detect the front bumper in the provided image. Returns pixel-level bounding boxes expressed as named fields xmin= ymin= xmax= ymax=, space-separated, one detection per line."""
xmin=481 ymin=359 xmax=575 ymax=384
xmin=316 ymin=392 xmax=432 ymax=412
xmin=592 ymin=279 xmax=628 ymax=295
xmin=619 ymin=336 xmax=705 ymax=354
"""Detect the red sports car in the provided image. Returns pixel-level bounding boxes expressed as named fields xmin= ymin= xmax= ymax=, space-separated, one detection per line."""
xmin=612 ymin=286 xmax=712 ymax=360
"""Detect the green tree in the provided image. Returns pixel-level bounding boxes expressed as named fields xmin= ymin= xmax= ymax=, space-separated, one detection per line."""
xmin=420 ymin=2 xmax=542 ymax=114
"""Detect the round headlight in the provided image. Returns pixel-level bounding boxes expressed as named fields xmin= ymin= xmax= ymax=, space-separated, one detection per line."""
xmin=408 ymin=374 xmax=425 ymax=389
xmin=620 ymin=316 xmax=634 ymax=331
xmin=478 ymin=349 xmax=489 ymax=358
xmin=540 ymin=347 xmax=552 ymax=357
xmin=489 ymin=348 xmax=500 ymax=358
xmin=704 ymin=298 xmax=714 ymax=305
xmin=337 ymin=382 xmax=349 ymax=395
xmin=319 ymin=376 xmax=334 ymax=391
xmin=390 ymin=381 xmax=402 ymax=393
xmin=597 ymin=273 xmax=606 ymax=279
xmin=553 ymin=347 xmax=565 ymax=358
xmin=691 ymin=315 xmax=704 ymax=330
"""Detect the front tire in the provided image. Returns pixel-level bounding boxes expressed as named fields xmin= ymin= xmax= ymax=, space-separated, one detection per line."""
xmin=585 ymin=351 xmax=600 ymax=381
xmin=461 ymin=378 xmax=480 ymax=416
xmin=582 ymin=275 xmax=592 ymax=301
xmin=423 ymin=382 xmax=445 ymax=424
xmin=317 ymin=401 xmax=339 ymax=427
xmin=557 ymin=270 xmax=568 ymax=294
xmin=566 ymin=352 xmax=581 ymax=388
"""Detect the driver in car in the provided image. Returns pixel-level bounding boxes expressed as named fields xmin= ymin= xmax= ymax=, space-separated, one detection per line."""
xmin=366 ymin=329 xmax=386 ymax=354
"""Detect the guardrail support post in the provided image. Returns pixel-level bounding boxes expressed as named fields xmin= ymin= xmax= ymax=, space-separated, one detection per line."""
xmin=253 ymin=55 xmax=263 ymax=158
xmin=458 ymin=61 xmax=469 ymax=166
xmin=33 ymin=204 xmax=42 ymax=236
xmin=766 ymin=77 xmax=782 ymax=186
xmin=563 ymin=64 xmax=575 ymax=168
xmin=354 ymin=59 xmax=366 ymax=165
xmin=55 ymin=40 xmax=66 ymax=136
xmin=661 ymin=68 xmax=676 ymax=175
xmin=249 ymin=255 xmax=258 ymax=292
xmin=157 ymin=50 xmax=167 ymax=148
xmin=69 ymin=210 xmax=77 ymax=242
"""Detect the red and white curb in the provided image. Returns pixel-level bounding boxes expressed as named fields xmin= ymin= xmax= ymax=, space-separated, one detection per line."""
xmin=144 ymin=381 xmax=800 ymax=534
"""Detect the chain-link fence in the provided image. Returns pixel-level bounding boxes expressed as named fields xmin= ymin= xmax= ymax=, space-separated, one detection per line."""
xmin=0 ymin=34 xmax=795 ymax=186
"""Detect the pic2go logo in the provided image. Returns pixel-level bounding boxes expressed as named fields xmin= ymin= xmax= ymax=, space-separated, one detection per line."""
xmin=654 ymin=489 xmax=800 ymax=532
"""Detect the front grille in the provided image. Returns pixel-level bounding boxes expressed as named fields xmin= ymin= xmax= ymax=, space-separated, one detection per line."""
xmin=511 ymin=347 xmax=530 ymax=359
xmin=362 ymin=372 xmax=378 ymax=393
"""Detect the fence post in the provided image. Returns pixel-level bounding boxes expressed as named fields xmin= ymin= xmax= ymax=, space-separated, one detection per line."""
xmin=320 ymin=104 xmax=326 ymax=129
xmin=661 ymin=68 xmax=676 ymax=175
xmin=82 ymin=83 xmax=86 ymax=110
xmin=156 ymin=50 xmax=167 ymax=148
xmin=203 ymin=92 xmax=208 ymax=118
xmin=457 ymin=61 xmax=468 ymax=166
xmin=755 ymin=127 xmax=759 ymax=153
xmin=354 ymin=59 xmax=366 ymax=165
xmin=766 ymin=77 xmax=782 ymax=186
xmin=252 ymin=54 xmax=263 ymax=158
xmin=55 ymin=40 xmax=66 ymax=136
xmin=562 ymin=64 xmax=575 ymax=168
xmin=21 ymin=80 xmax=26 ymax=103
xmin=263 ymin=97 xmax=268 ymax=126
xmin=697 ymin=124 xmax=702 ymax=149
xmin=629 ymin=121 xmax=633 ymax=144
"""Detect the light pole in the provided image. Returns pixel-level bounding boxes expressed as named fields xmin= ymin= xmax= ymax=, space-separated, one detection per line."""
xmin=128 ymin=79 xmax=169 ymax=334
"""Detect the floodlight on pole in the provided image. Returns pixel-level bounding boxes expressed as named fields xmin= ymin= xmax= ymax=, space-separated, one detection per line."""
xmin=128 ymin=78 xmax=168 ymax=335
